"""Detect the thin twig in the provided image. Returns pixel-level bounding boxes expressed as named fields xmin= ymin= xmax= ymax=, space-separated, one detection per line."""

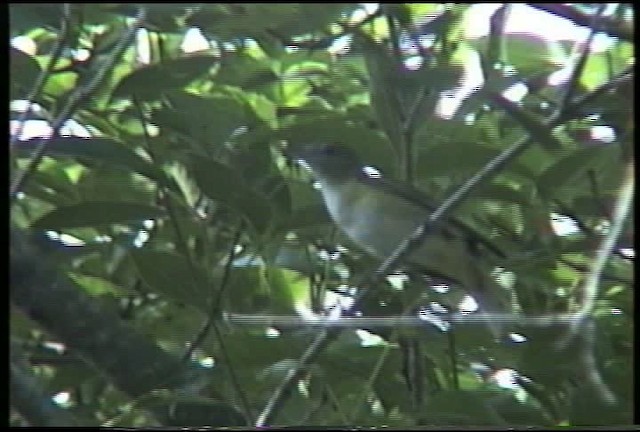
xmin=210 ymin=321 xmax=254 ymax=425
xmin=180 ymin=223 xmax=253 ymax=424
xmin=181 ymin=223 xmax=244 ymax=363
xmin=348 ymin=339 xmax=394 ymax=422
xmin=255 ymin=327 xmax=338 ymax=426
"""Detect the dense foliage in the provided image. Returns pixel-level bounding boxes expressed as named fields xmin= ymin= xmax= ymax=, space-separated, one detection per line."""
xmin=10 ymin=3 xmax=633 ymax=427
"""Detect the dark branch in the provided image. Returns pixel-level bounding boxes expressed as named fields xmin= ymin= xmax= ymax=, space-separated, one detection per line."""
xmin=528 ymin=4 xmax=633 ymax=42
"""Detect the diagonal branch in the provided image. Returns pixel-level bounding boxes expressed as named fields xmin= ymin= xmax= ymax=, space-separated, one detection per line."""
xmin=528 ymin=3 xmax=633 ymax=43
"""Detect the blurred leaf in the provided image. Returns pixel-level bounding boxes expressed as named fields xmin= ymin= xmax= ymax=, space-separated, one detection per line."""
xmin=42 ymin=71 xmax=78 ymax=100
xmin=281 ymin=203 xmax=332 ymax=232
xmin=421 ymin=390 xmax=508 ymax=425
xmin=106 ymin=4 xmax=193 ymax=32
xmin=471 ymin=32 xmax=566 ymax=76
xmin=569 ymin=383 xmax=629 ymax=426
xmin=536 ymin=146 xmax=619 ymax=200
xmin=490 ymin=392 xmax=553 ymax=425
xmin=222 ymin=266 xmax=273 ymax=314
xmin=10 ymin=47 xmax=42 ymax=100
xmin=153 ymin=92 xmax=249 ymax=148
xmin=214 ymin=52 xmax=279 ymax=90
xmin=356 ymin=33 xmax=405 ymax=150
xmin=265 ymin=267 xmax=310 ymax=314
xmin=580 ymin=51 xmax=630 ymax=92
xmin=188 ymin=4 xmax=353 ymax=41
xmin=416 ymin=141 xmax=535 ymax=180
xmin=112 ymin=55 xmax=218 ymax=101
xmin=190 ymin=156 xmax=273 ymax=234
xmin=68 ymin=273 xmax=128 ymax=296
xmin=21 ymin=162 xmax=82 ymax=205
xmin=14 ymin=137 xmax=178 ymax=191
xmin=9 ymin=4 xmax=65 ymax=33
xmin=31 ymin=202 xmax=165 ymax=229
xmin=472 ymin=182 xmax=531 ymax=206
xmin=131 ymin=249 xmax=210 ymax=311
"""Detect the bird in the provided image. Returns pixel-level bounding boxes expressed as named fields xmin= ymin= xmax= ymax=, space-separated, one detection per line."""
xmin=288 ymin=142 xmax=509 ymax=338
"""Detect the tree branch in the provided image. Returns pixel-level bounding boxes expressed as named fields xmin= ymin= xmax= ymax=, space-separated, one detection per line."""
xmin=528 ymin=4 xmax=633 ymax=43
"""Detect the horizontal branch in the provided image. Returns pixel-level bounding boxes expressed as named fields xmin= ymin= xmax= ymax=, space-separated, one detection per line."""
xmin=225 ymin=312 xmax=591 ymax=329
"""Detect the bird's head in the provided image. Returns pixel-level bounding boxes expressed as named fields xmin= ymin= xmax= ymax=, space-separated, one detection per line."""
xmin=287 ymin=143 xmax=363 ymax=182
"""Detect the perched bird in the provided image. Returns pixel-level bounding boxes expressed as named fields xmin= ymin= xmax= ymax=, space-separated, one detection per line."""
xmin=288 ymin=142 xmax=508 ymax=337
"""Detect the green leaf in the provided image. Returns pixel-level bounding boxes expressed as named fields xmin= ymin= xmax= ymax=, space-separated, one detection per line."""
xmin=471 ymin=32 xmax=566 ymax=76
xmin=153 ymin=92 xmax=248 ymax=147
xmin=472 ymin=182 xmax=531 ymax=206
xmin=68 ymin=273 xmax=128 ymax=296
xmin=112 ymin=55 xmax=218 ymax=101
xmin=422 ymin=390 xmax=508 ymax=425
xmin=265 ymin=267 xmax=310 ymax=314
xmin=416 ymin=141 xmax=534 ymax=180
xmin=188 ymin=4 xmax=352 ymax=41
xmin=580 ymin=52 xmax=614 ymax=91
xmin=222 ymin=267 xmax=272 ymax=314
xmin=42 ymin=70 xmax=78 ymax=100
xmin=281 ymin=204 xmax=332 ymax=232
xmin=356 ymin=33 xmax=405 ymax=150
xmin=131 ymin=249 xmax=210 ymax=311
xmin=9 ymin=4 xmax=65 ymax=34
xmin=223 ymin=266 xmax=311 ymax=315
xmin=190 ymin=156 xmax=273 ymax=234
xmin=490 ymin=392 xmax=553 ymax=425
xmin=536 ymin=147 xmax=618 ymax=200
xmin=30 ymin=202 xmax=165 ymax=229
xmin=14 ymin=137 xmax=178 ymax=191
xmin=214 ymin=52 xmax=279 ymax=90
xmin=10 ymin=47 xmax=42 ymax=100
xmin=21 ymin=162 xmax=82 ymax=205
xmin=569 ymin=383 xmax=628 ymax=425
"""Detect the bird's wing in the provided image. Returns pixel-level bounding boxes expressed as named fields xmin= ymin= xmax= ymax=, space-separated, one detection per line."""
xmin=355 ymin=170 xmax=505 ymax=259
